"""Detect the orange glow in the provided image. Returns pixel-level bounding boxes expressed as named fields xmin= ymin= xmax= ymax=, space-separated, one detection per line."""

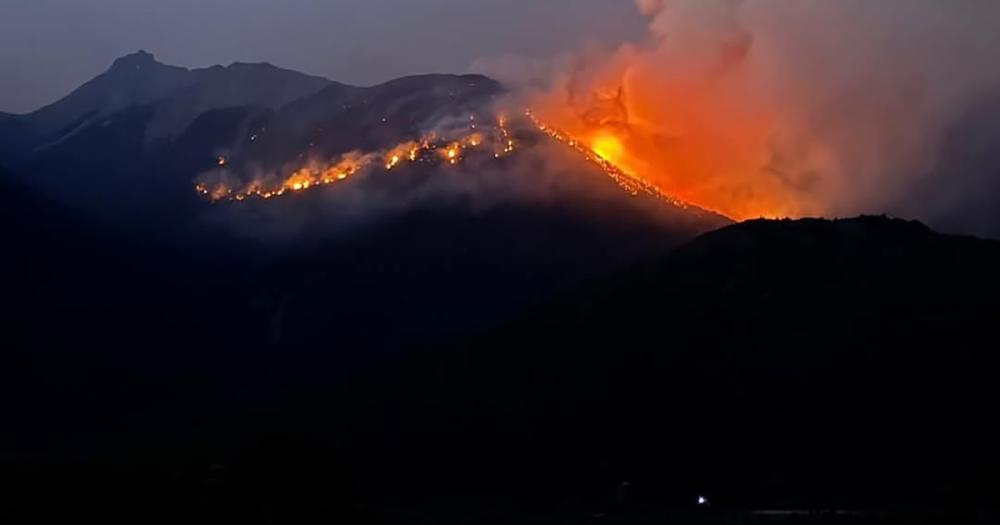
xmin=521 ymin=36 xmax=814 ymax=221
xmin=591 ymin=134 xmax=624 ymax=164
xmin=526 ymin=88 xmax=798 ymax=220
xmin=527 ymin=111 xmax=689 ymax=205
xmin=197 ymin=111 xmax=719 ymax=209
xmin=197 ymin=122 xmax=518 ymax=203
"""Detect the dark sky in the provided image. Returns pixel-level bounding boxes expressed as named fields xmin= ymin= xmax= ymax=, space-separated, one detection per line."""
xmin=0 ymin=0 xmax=645 ymax=113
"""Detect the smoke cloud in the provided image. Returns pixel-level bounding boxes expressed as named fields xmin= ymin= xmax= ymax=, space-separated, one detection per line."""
xmin=483 ymin=0 xmax=1000 ymax=233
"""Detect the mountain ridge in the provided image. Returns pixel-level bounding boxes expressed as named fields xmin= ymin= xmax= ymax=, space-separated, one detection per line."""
xmin=350 ymin=214 xmax=1000 ymax=508
xmin=0 ymin=52 xmax=513 ymax=215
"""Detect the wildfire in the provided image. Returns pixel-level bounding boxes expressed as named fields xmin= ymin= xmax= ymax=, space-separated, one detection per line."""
xmin=591 ymin=135 xmax=624 ymax=164
xmin=194 ymin=110 xmax=711 ymax=213
xmin=196 ymin=106 xmax=728 ymax=217
xmin=497 ymin=116 xmax=515 ymax=154
xmin=525 ymin=111 xmax=691 ymax=208
xmin=385 ymin=140 xmax=424 ymax=171
xmin=197 ymin=117 xmax=516 ymax=203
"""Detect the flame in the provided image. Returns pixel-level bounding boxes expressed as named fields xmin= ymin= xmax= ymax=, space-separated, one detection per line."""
xmin=195 ymin=111 xmax=708 ymax=212
xmin=515 ymin=1 xmax=819 ymax=221
xmin=527 ymin=111 xmax=691 ymax=207
xmin=385 ymin=141 xmax=423 ymax=171
xmin=591 ymin=134 xmax=624 ymax=164
xmin=197 ymin=154 xmax=370 ymax=202
xmin=527 ymin=89 xmax=792 ymax=220
xmin=197 ymin=119 xmax=516 ymax=203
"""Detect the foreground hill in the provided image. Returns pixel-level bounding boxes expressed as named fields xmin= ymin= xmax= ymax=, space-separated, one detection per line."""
xmin=4 ymin=214 xmax=998 ymax=522
xmin=344 ymin=216 xmax=1000 ymax=509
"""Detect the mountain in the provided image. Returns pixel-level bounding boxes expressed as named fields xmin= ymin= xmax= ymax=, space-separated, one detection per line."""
xmin=0 ymin=53 xmax=726 ymax=367
xmin=19 ymin=51 xmax=196 ymax=146
xmin=0 ymin=51 xmax=726 ymax=252
xmin=1 ymin=51 xmax=331 ymax=150
xmin=0 ymin=47 xmax=727 ymax=473
xmin=0 ymin=52 xmax=334 ymax=208
xmin=350 ymin=216 xmax=1000 ymax=509
xmin=0 ymin=53 xmax=511 ymax=215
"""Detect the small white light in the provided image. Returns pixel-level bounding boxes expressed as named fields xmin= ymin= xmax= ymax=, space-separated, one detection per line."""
xmin=697 ymin=495 xmax=708 ymax=506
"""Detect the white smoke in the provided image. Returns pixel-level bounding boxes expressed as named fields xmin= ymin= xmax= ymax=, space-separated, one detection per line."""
xmin=476 ymin=0 xmax=1000 ymax=234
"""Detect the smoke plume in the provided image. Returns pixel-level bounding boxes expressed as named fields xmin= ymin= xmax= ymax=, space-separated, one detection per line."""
xmin=484 ymin=0 xmax=1000 ymax=231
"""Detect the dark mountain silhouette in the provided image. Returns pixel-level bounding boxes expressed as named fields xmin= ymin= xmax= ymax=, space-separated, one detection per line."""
xmin=4 ymin=209 xmax=998 ymax=522
xmin=337 ymin=216 xmax=1000 ymax=512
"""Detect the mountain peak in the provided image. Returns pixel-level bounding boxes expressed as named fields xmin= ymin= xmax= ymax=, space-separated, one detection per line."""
xmin=20 ymin=51 xmax=195 ymax=140
xmin=110 ymin=50 xmax=161 ymax=71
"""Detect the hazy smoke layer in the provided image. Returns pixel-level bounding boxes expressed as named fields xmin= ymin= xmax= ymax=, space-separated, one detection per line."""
xmin=483 ymin=0 xmax=1000 ymax=232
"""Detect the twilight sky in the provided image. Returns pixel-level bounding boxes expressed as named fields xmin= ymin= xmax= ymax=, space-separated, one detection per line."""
xmin=0 ymin=0 xmax=646 ymax=113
